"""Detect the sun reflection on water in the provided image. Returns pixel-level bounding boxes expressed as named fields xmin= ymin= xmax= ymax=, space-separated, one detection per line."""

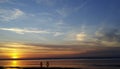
xmin=5 ymin=60 xmax=20 ymax=69
xmin=11 ymin=60 xmax=18 ymax=67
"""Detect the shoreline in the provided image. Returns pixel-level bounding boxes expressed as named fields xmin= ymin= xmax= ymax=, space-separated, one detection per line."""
xmin=0 ymin=66 xmax=81 ymax=69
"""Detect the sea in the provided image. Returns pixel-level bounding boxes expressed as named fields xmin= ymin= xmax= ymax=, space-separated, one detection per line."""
xmin=0 ymin=59 xmax=120 ymax=69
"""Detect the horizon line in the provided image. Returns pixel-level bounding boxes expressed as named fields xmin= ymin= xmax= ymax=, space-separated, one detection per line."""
xmin=0 ymin=57 xmax=120 ymax=60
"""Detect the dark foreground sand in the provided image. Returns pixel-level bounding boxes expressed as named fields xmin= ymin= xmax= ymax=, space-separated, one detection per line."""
xmin=23 ymin=67 xmax=80 ymax=69
xmin=0 ymin=66 xmax=81 ymax=69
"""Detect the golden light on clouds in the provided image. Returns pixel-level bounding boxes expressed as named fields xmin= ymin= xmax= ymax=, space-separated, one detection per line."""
xmin=4 ymin=42 xmax=26 ymax=48
xmin=76 ymin=32 xmax=86 ymax=41
xmin=0 ymin=42 xmax=84 ymax=59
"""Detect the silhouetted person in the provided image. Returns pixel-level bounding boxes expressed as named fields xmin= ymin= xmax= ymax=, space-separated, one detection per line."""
xmin=40 ymin=61 xmax=43 ymax=68
xmin=46 ymin=61 xmax=49 ymax=68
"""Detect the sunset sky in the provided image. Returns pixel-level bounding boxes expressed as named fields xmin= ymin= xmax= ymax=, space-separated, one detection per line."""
xmin=0 ymin=0 xmax=120 ymax=59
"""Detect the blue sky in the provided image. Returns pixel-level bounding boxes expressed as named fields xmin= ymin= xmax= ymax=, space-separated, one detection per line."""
xmin=0 ymin=0 xmax=120 ymax=58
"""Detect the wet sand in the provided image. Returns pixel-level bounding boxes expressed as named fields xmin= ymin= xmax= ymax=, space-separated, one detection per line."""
xmin=0 ymin=66 xmax=81 ymax=69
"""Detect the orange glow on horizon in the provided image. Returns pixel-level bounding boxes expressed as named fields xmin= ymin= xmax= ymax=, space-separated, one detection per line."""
xmin=1 ymin=42 xmax=80 ymax=59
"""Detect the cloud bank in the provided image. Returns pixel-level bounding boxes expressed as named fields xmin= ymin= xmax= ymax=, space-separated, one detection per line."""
xmin=0 ymin=28 xmax=49 ymax=34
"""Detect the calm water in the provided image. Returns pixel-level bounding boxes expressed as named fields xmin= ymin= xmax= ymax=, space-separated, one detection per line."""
xmin=0 ymin=59 xmax=120 ymax=69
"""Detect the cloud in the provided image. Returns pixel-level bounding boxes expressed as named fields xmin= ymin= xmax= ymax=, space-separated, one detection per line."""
xmin=0 ymin=42 xmax=53 ymax=53
xmin=95 ymin=28 xmax=120 ymax=46
xmin=0 ymin=28 xmax=49 ymax=34
xmin=0 ymin=42 xmax=83 ymax=56
xmin=0 ymin=42 xmax=82 ymax=59
xmin=1 ymin=42 xmax=120 ymax=58
xmin=63 ymin=25 xmax=120 ymax=47
xmin=56 ymin=0 xmax=88 ymax=17
xmin=0 ymin=27 xmax=64 ymax=38
xmin=54 ymin=32 xmax=64 ymax=37
xmin=0 ymin=9 xmax=25 ymax=22
xmin=76 ymin=32 xmax=87 ymax=41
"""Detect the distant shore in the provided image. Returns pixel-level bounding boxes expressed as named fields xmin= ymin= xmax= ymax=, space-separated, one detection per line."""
xmin=0 ymin=57 xmax=120 ymax=60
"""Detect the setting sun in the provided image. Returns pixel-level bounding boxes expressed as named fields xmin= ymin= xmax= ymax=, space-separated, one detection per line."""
xmin=12 ymin=53 xmax=18 ymax=59
xmin=11 ymin=49 xmax=19 ymax=59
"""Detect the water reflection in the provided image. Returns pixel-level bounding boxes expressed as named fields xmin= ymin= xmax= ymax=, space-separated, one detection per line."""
xmin=0 ymin=59 xmax=119 ymax=69
xmin=5 ymin=60 xmax=20 ymax=69
xmin=10 ymin=60 xmax=18 ymax=67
